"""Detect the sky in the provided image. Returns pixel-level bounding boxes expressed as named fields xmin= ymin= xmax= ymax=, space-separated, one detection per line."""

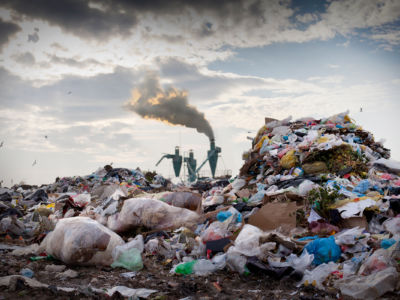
xmin=0 ymin=0 xmax=399 ymax=186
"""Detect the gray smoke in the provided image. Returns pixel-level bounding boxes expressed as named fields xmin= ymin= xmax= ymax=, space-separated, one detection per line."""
xmin=126 ymin=73 xmax=214 ymax=140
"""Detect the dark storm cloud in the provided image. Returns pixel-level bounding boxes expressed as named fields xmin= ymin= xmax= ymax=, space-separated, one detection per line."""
xmin=0 ymin=65 xmax=138 ymax=122
xmin=0 ymin=0 xmax=276 ymax=40
xmin=1 ymin=0 xmax=137 ymax=40
xmin=0 ymin=19 xmax=21 ymax=50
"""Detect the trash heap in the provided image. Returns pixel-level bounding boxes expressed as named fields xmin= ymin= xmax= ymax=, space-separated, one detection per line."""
xmin=0 ymin=166 xmax=170 ymax=241
xmin=1 ymin=111 xmax=400 ymax=299
xmin=217 ymin=111 xmax=400 ymax=298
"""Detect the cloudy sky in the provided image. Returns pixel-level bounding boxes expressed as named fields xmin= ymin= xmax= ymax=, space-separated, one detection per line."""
xmin=0 ymin=0 xmax=399 ymax=186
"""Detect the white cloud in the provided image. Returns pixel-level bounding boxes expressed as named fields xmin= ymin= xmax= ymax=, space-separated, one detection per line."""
xmin=370 ymin=29 xmax=400 ymax=50
xmin=336 ymin=40 xmax=350 ymax=47
xmin=296 ymin=13 xmax=319 ymax=23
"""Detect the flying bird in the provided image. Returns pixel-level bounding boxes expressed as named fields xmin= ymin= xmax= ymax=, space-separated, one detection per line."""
xmin=32 ymin=160 xmax=37 ymax=166
xmin=44 ymin=135 xmax=48 ymax=139
xmin=0 ymin=141 xmax=3 ymax=147
xmin=67 ymin=91 xmax=72 ymax=95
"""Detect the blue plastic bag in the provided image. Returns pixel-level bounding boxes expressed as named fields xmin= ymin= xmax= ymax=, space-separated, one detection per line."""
xmin=298 ymin=235 xmax=319 ymax=241
xmin=381 ymin=238 xmax=396 ymax=249
xmin=217 ymin=211 xmax=242 ymax=223
xmin=353 ymin=179 xmax=370 ymax=194
xmin=304 ymin=236 xmax=341 ymax=265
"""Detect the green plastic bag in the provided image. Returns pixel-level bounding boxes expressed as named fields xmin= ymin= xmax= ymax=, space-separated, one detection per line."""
xmin=175 ymin=260 xmax=197 ymax=275
xmin=111 ymin=248 xmax=143 ymax=271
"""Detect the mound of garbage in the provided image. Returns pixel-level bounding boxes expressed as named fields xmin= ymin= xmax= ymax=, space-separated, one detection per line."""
xmin=1 ymin=111 xmax=400 ymax=299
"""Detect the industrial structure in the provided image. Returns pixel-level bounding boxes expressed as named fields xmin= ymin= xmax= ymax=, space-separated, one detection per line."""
xmin=155 ymin=146 xmax=183 ymax=177
xmin=156 ymin=139 xmax=221 ymax=182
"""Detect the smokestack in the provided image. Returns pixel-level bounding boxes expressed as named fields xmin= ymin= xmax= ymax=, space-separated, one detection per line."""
xmin=125 ymin=73 xmax=214 ymax=140
xmin=210 ymin=138 xmax=215 ymax=150
xmin=208 ymin=138 xmax=221 ymax=178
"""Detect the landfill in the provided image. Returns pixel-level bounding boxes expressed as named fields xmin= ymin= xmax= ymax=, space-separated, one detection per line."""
xmin=1 ymin=111 xmax=400 ymax=299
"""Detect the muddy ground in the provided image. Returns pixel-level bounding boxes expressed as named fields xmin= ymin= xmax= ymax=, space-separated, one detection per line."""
xmin=0 ymin=241 xmax=398 ymax=300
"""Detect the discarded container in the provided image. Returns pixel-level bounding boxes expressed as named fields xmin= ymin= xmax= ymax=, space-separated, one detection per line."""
xmin=172 ymin=255 xmax=226 ymax=276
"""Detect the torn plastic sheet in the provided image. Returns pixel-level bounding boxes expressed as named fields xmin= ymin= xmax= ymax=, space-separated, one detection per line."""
xmin=106 ymin=286 xmax=157 ymax=298
xmin=337 ymin=198 xmax=376 ymax=219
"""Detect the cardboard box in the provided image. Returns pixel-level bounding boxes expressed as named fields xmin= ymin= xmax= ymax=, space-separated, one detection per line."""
xmin=249 ymin=202 xmax=298 ymax=231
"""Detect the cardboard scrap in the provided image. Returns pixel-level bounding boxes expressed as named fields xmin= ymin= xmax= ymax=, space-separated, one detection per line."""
xmin=249 ymin=202 xmax=298 ymax=231
xmin=236 ymin=188 xmax=251 ymax=199
xmin=338 ymin=216 xmax=368 ymax=229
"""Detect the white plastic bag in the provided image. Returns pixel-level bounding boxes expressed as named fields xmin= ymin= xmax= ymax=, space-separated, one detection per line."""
xmin=298 ymin=262 xmax=338 ymax=289
xmin=268 ymin=251 xmax=314 ymax=273
xmin=107 ymin=198 xmax=200 ymax=232
xmin=298 ymin=180 xmax=318 ymax=197
xmin=383 ymin=217 xmax=400 ymax=237
xmin=226 ymin=253 xmax=247 ymax=274
xmin=39 ymin=217 xmax=124 ymax=266
xmin=192 ymin=254 xmax=226 ymax=276
xmin=334 ymin=227 xmax=365 ymax=246
xmin=227 ymin=224 xmax=271 ymax=258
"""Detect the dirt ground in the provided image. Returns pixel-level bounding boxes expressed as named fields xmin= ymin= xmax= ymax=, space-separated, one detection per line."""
xmin=0 ymin=242 xmax=398 ymax=300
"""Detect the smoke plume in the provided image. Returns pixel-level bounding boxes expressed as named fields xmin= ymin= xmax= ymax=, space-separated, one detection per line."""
xmin=126 ymin=73 xmax=214 ymax=140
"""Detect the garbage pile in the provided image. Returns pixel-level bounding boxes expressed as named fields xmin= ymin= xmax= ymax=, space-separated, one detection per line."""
xmin=0 ymin=166 xmax=170 ymax=241
xmin=1 ymin=111 xmax=400 ymax=299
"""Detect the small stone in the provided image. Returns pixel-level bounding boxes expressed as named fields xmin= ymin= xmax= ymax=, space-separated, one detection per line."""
xmin=55 ymin=269 xmax=79 ymax=280
xmin=45 ymin=264 xmax=66 ymax=273
xmin=168 ymin=281 xmax=179 ymax=288
xmin=90 ymin=278 xmax=99 ymax=284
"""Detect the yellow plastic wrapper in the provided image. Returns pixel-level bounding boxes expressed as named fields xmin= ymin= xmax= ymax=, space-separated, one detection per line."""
xmin=280 ymin=149 xmax=298 ymax=169
xmin=254 ymin=125 xmax=267 ymax=145
xmin=255 ymin=135 xmax=269 ymax=150
xmin=317 ymin=136 xmax=329 ymax=144
xmin=45 ymin=203 xmax=55 ymax=211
